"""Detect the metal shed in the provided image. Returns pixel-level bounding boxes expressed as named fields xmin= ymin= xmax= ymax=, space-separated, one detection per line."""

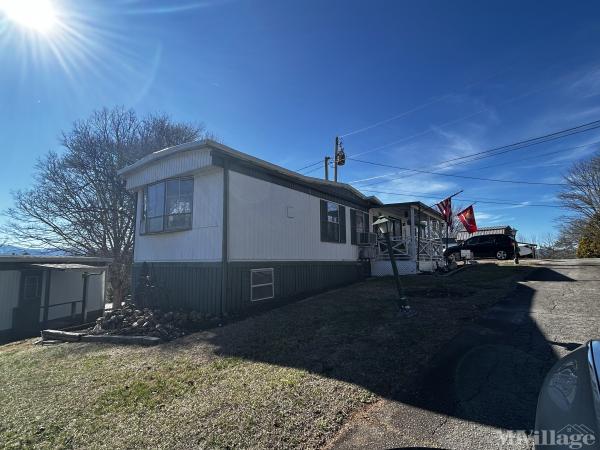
xmin=455 ymin=225 xmax=517 ymax=243
xmin=0 ymin=256 xmax=110 ymax=342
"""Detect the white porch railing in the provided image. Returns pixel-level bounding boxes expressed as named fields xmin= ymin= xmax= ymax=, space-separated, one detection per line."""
xmin=374 ymin=234 xmax=444 ymax=263
xmin=418 ymin=236 xmax=444 ymax=261
xmin=376 ymin=236 xmax=412 ymax=259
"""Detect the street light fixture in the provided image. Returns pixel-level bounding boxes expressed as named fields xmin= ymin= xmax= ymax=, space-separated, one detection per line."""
xmin=373 ymin=216 xmax=415 ymax=317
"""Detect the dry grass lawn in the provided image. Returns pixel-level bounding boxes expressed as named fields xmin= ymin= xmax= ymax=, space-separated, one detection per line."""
xmin=0 ymin=263 xmax=533 ymax=449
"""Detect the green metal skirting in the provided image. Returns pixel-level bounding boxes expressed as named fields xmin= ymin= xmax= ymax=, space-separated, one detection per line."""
xmin=132 ymin=260 xmax=367 ymax=315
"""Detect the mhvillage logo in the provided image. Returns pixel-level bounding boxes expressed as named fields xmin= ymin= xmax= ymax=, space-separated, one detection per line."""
xmin=498 ymin=424 xmax=596 ymax=449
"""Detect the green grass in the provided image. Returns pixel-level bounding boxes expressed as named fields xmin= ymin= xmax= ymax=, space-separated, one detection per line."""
xmin=0 ymin=263 xmax=532 ymax=449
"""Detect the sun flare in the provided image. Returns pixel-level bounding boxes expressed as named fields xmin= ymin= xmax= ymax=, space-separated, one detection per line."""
xmin=0 ymin=0 xmax=58 ymax=33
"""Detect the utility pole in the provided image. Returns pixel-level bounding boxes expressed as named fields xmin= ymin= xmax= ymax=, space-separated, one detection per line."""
xmin=324 ymin=156 xmax=330 ymax=181
xmin=333 ymin=136 xmax=339 ymax=182
xmin=333 ymin=136 xmax=345 ymax=183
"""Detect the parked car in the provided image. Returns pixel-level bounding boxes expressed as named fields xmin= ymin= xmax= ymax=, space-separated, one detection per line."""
xmin=443 ymin=234 xmax=517 ymax=260
xmin=518 ymin=245 xmax=533 ymax=258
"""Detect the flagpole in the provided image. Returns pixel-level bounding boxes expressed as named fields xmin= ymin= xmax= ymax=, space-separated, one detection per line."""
xmin=446 ymin=222 xmax=449 ymax=264
xmin=440 ymin=190 xmax=463 ymax=267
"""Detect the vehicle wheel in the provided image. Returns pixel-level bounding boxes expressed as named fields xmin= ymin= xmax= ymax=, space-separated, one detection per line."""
xmin=496 ymin=250 xmax=508 ymax=260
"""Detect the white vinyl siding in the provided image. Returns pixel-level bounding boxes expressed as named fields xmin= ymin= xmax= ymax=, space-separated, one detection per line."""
xmin=228 ymin=172 xmax=358 ymax=261
xmin=124 ymin=148 xmax=212 ymax=190
xmin=133 ymin=168 xmax=223 ymax=262
xmin=46 ymin=270 xmax=105 ymax=321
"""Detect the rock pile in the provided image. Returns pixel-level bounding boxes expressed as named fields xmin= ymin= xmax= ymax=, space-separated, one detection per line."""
xmin=91 ymin=303 xmax=216 ymax=341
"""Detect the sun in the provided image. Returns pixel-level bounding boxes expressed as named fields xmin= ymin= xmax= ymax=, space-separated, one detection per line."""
xmin=0 ymin=0 xmax=58 ymax=34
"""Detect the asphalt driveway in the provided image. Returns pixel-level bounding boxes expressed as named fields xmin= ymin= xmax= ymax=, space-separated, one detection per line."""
xmin=328 ymin=259 xmax=600 ymax=450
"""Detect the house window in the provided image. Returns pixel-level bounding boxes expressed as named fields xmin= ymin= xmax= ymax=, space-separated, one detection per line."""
xmin=320 ymin=200 xmax=346 ymax=243
xmin=351 ymin=209 xmax=370 ymax=245
xmin=140 ymin=177 xmax=193 ymax=234
xmin=251 ymin=268 xmax=274 ymax=301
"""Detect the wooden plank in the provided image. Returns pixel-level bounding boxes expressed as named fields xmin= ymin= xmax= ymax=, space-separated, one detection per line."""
xmin=41 ymin=329 xmax=84 ymax=342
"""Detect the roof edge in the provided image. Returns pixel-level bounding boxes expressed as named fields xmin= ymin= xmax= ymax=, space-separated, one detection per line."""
xmin=118 ymin=139 xmax=383 ymax=206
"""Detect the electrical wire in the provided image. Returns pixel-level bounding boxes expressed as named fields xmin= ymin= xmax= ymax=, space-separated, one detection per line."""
xmin=296 ymin=160 xmax=322 ymax=172
xmin=347 ymin=157 xmax=565 ymax=186
xmin=360 ymin=188 xmax=561 ymax=208
xmin=301 ymin=165 xmax=324 ymax=176
xmin=351 ymin=139 xmax=600 ymax=188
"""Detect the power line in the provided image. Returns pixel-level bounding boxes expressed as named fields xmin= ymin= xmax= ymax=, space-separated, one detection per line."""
xmin=351 ymin=139 xmax=600 ymax=188
xmin=353 ymin=118 xmax=600 ymax=168
xmin=296 ymin=160 xmax=322 ymax=172
xmin=302 ymin=165 xmax=323 ymax=176
xmin=348 ymin=157 xmax=565 ymax=186
xmin=360 ymin=188 xmax=561 ymax=208
xmin=425 ymin=119 xmax=600 ymax=168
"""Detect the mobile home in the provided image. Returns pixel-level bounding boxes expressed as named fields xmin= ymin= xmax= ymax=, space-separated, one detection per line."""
xmin=118 ymin=140 xmax=445 ymax=316
xmin=0 ymin=256 xmax=109 ymax=341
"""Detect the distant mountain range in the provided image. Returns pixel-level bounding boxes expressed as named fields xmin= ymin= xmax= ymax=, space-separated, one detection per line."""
xmin=0 ymin=245 xmax=64 ymax=256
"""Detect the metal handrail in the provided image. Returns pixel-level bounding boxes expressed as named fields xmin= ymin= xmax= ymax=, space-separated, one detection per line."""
xmin=40 ymin=300 xmax=82 ymax=318
xmin=41 ymin=300 xmax=82 ymax=309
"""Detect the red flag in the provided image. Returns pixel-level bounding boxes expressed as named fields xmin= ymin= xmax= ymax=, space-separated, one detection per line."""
xmin=457 ymin=205 xmax=478 ymax=233
xmin=436 ymin=197 xmax=453 ymax=227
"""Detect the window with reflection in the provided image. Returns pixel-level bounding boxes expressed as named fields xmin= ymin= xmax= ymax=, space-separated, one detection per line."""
xmin=140 ymin=177 xmax=193 ymax=234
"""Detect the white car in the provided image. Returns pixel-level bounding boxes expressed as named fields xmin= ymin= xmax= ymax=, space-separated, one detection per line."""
xmin=518 ymin=245 xmax=533 ymax=257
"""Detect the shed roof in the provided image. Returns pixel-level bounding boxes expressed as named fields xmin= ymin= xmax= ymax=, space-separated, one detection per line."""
xmin=455 ymin=225 xmax=517 ymax=240
xmin=118 ymin=139 xmax=383 ymax=207
xmin=0 ymin=255 xmax=112 ymax=265
xmin=30 ymin=263 xmax=108 ymax=270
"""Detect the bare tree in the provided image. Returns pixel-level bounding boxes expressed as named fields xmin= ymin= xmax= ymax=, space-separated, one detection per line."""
xmin=559 ymin=152 xmax=600 ymax=233
xmin=4 ymin=107 xmax=207 ymax=307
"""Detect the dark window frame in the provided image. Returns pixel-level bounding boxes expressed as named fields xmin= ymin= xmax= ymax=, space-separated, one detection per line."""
xmin=140 ymin=177 xmax=194 ymax=235
xmin=350 ymin=209 xmax=370 ymax=245
xmin=320 ymin=200 xmax=346 ymax=244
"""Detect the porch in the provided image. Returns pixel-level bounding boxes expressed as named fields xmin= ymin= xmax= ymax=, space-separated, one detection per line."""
xmin=366 ymin=202 xmax=445 ymax=276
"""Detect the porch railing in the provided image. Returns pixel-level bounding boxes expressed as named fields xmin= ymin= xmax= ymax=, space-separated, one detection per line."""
xmin=374 ymin=234 xmax=444 ymax=262
xmin=376 ymin=236 xmax=412 ymax=259
xmin=418 ymin=236 xmax=444 ymax=261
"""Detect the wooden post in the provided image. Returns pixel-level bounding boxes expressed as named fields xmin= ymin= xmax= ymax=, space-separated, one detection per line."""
xmin=384 ymin=232 xmax=409 ymax=309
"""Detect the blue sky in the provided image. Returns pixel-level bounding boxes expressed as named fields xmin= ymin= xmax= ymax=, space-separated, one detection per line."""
xmin=1 ymin=0 xmax=600 ymax=241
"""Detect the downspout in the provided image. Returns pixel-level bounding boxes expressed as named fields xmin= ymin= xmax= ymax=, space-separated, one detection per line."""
xmin=220 ymin=159 xmax=229 ymax=321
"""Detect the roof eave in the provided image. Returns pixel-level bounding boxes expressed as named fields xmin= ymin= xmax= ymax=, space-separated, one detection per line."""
xmin=118 ymin=139 xmax=383 ymax=206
